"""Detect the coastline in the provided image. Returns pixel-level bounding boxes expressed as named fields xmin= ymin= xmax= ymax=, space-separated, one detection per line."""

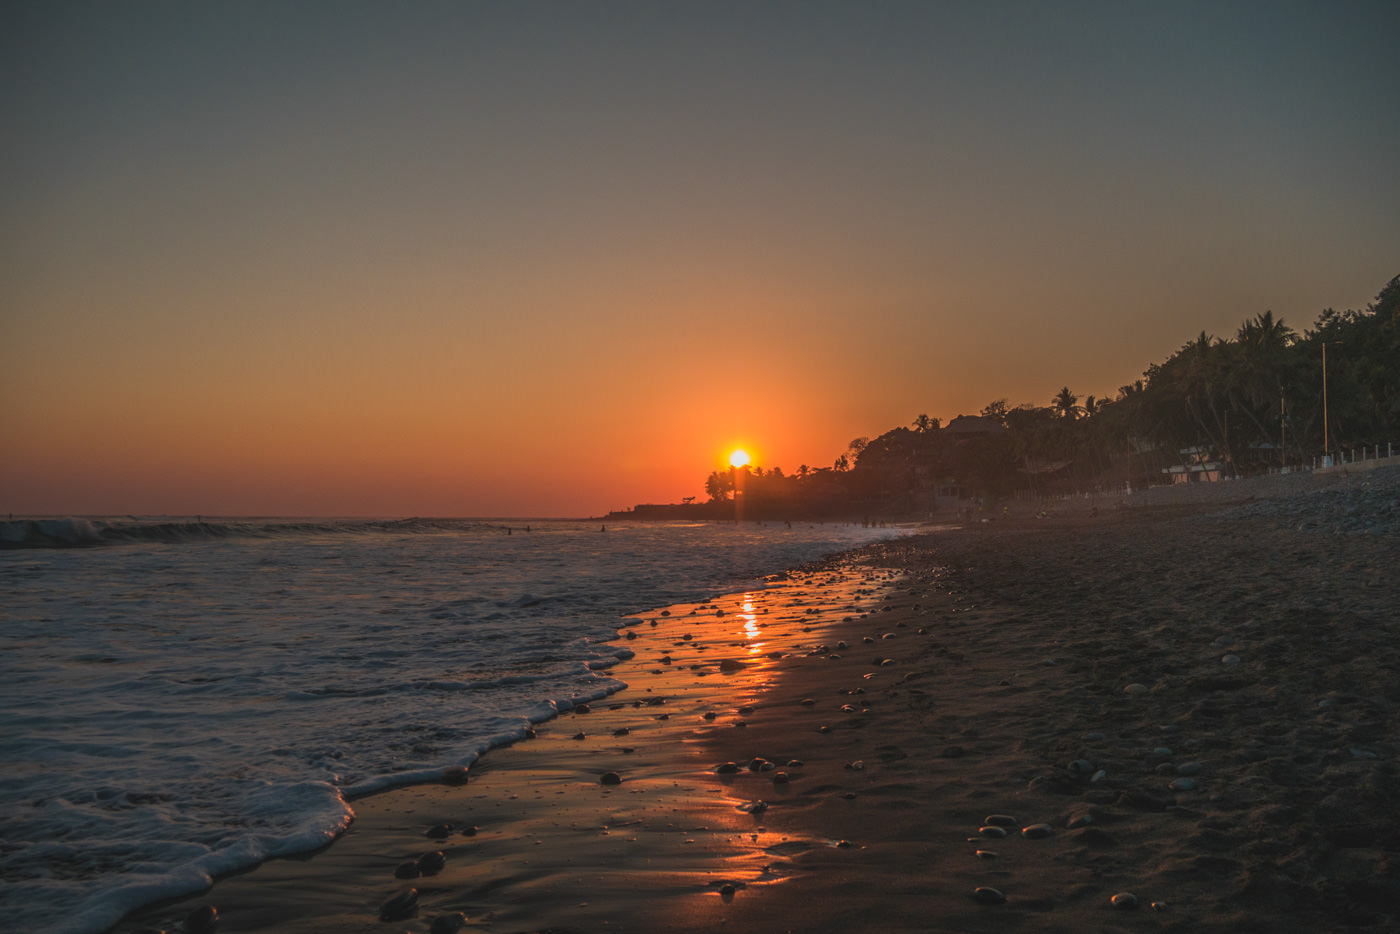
xmin=112 ymin=466 xmax=1399 ymax=933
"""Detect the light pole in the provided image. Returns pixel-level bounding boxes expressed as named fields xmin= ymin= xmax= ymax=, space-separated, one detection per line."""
xmin=1322 ymin=341 xmax=1340 ymax=467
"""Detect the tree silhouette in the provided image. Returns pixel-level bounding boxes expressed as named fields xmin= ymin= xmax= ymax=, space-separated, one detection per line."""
xmin=1052 ymin=386 xmax=1080 ymax=419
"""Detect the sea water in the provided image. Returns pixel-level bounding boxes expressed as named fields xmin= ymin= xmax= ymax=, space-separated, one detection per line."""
xmin=0 ymin=518 xmax=902 ymax=934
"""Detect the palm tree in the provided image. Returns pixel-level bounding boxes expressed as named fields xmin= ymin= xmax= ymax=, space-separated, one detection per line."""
xmin=1052 ymin=386 xmax=1080 ymax=419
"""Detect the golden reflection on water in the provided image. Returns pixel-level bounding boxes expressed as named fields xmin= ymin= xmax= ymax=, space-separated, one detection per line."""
xmin=739 ymin=596 xmax=763 ymax=655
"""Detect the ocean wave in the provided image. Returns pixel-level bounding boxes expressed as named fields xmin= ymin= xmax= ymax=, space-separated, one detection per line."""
xmin=0 ymin=517 xmax=505 ymax=549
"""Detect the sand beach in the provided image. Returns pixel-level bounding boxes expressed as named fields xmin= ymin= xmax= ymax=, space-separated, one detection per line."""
xmin=114 ymin=464 xmax=1400 ymax=934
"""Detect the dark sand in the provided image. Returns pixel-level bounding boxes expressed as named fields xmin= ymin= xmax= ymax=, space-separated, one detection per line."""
xmin=113 ymin=464 xmax=1400 ymax=934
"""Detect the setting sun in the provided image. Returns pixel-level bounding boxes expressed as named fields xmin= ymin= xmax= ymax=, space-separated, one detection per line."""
xmin=728 ymin=449 xmax=751 ymax=469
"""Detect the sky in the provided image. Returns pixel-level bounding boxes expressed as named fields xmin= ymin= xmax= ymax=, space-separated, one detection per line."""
xmin=3 ymin=1 xmax=1397 ymax=517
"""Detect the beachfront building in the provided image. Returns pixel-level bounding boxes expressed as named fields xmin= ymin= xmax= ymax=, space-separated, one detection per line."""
xmin=1162 ymin=446 xmax=1224 ymax=483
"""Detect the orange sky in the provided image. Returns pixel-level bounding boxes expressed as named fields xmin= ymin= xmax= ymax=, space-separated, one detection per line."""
xmin=3 ymin=3 xmax=1397 ymax=517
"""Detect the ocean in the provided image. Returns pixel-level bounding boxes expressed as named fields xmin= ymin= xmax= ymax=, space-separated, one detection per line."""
xmin=0 ymin=517 xmax=904 ymax=934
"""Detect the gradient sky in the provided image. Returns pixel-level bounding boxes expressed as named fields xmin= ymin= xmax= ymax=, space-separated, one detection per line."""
xmin=3 ymin=1 xmax=1397 ymax=517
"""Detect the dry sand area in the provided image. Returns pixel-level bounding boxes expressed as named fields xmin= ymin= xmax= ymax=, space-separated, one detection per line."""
xmin=117 ymin=464 xmax=1400 ymax=934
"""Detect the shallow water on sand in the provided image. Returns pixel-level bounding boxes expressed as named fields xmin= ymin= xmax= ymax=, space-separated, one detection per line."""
xmin=0 ymin=519 xmax=901 ymax=934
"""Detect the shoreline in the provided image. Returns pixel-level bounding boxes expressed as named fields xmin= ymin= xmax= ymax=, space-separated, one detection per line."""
xmin=112 ymin=466 xmax=1399 ymax=933
xmin=111 ymin=549 xmax=910 ymax=934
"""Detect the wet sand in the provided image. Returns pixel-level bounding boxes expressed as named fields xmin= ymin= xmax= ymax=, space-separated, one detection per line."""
xmin=114 ymin=465 xmax=1400 ymax=934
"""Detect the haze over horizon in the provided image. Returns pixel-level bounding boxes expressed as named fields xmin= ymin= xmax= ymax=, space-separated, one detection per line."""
xmin=4 ymin=1 xmax=1397 ymax=518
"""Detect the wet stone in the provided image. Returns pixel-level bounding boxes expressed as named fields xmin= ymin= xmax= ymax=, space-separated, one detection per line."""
xmin=1021 ymin=823 xmax=1053 ymax=839
xmin=600 ymin=771 xmax=623 ymax=785
xmin=972 ymin=886 xmax=1007 ymax=904
xmin=1068 ymin=759 xmax=1095 ymax=777
xmin=429 ymin=913 xmax=469 ymax=934
xmin=977 ymin=825 xmax=1008 ymax=838
xmin=426 ymin=823 xmax=454 ymax=840
xmin=715 ymin=762 xmax=740 ymax=774
xmin=416 ymin=850 xmax=446 ymax=876
xmin=380 ymin=889 xmax=420 ymax=922
xmin=440 ymin=767 xmax=469 ymax=786
xmin=984 ymin=814 xmax=1018 ymax=827
xmin=1110 ymin=892 xmax=1139 ymax=910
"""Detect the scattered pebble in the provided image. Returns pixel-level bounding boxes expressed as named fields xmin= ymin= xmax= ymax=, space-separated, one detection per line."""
xmin=440 ymin=767 xmax=469 ymax=786
xmin=416 ymin=851 xmax=446 ymax=876
xmin=1021 ymin=823 xmax=1053 ymax=839
xmin=600 ymin=771 xmax=622 ymax=785
xmin=977 ymin=825 xmax=1008 ymax=838
xmin=1123 ymin=683 xmax=1149 ymax=695
xmin=429 ymin=913 xmax=468 ymax=934
xmin=379 ymin=889 xmax=420 ymax=923
xmin=1110 ymin=892 xmax=1139 ymax=910
xmin=983 ymin=814 xmax=1018 ymax=827
xmin=972 ymin=886 xmax=1007 ymax=904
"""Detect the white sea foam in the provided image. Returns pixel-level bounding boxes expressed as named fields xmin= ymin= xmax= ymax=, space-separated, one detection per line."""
xmin=0 ymin=519 xmax=902 ymax=933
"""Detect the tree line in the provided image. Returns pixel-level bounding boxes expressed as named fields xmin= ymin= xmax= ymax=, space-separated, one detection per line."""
xmin=621 ymin=275 xmax=1398 ymax=521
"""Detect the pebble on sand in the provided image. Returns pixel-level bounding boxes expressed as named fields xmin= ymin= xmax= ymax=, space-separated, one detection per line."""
xmin=983 ymin=814 xmax=1018 ymax=827
xmin=977 ymin=825 xmax=1008 ymax=838
xmin=600 ymin=771 xmax=623 ymax=785
xmin=429 ymin=913 xmax=469 ymax=934
xmin=1110 ymin=892 xmax=1139 ymax=910
xmin=1123 ymin=683 xmax=1150 ymax=695
xmin=379 ymin=889 xmax=420 ymax=922
xmin=1020 ymin=823 xmax=1053 ymax=839
xmin=972 ymin=886 xmax=1007 ymax=904
xmin=416 ymin=851 xmax=446 ymax=876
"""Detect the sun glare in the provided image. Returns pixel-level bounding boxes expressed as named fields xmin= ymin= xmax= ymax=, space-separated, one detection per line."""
xmin=728 ymin=448 xmax=751 ymax=468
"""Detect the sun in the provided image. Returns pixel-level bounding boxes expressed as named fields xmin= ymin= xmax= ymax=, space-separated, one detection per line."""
xmin=728 ymin=448 xmax=751 ymax=468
